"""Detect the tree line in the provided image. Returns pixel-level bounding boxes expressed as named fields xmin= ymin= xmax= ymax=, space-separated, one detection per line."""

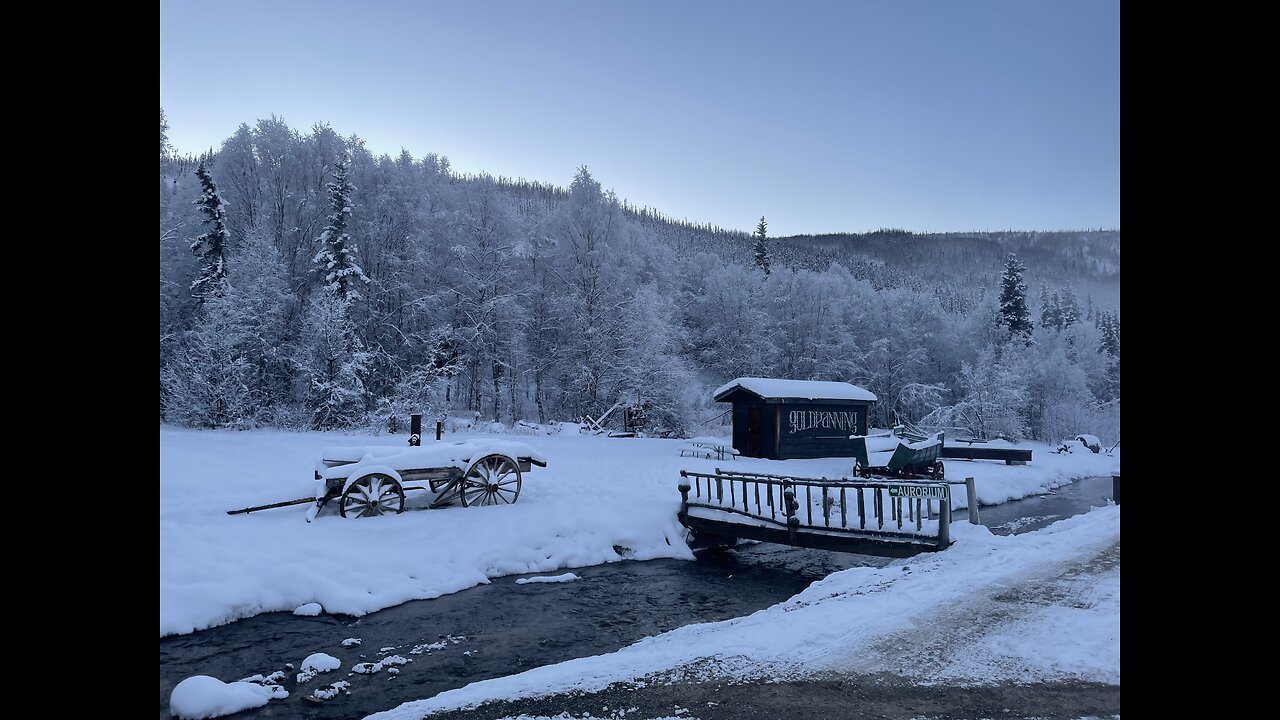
xmin=159 ymin=111 xmax=1120 ymax=442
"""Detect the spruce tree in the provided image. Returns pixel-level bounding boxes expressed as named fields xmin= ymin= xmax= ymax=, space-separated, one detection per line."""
xmin=1038 ymin=285 xmax=1056 ymax=330
xmin=313 ymin=155 xmax=369 ymax=300
xmin=190 ymin=161 xmax=231 ymax=299
xmin=1057 ymin=284 xmax=1081 ymax=328
xmin=753 ymin=216 xmax=771 ymax=276
xmin=998 ymin=253 xmax=1033 ymax=341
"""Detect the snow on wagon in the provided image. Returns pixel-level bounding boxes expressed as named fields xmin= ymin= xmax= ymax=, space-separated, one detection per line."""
xmin=227 ymin=439 xmax=548 ymax=521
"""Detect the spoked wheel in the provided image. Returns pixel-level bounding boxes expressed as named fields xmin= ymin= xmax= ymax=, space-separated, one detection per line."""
xmin=339 ymin=473 xmax=405 ymax=518
xmin=460 ymin=454 xmax=522 ymax=507
xmin=932 ymin=461 xmax=946 ymax=482
xmin=429 ymin=477 xmax=464 ymax=509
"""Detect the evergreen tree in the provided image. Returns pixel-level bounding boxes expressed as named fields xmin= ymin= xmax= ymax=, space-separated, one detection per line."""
xmin=299 ymin=292 xmax=371 ymax=430
xmin=997 ymin=253 xmax=1033 ymax=341
xmin=313 ymin=155 xmax=369 ymax=300
xmin=1097 ymin=311 xmax=1120 ymax=357
xmin=1057 ymin=284 xmax=1081 ymax=328
xmin=160 ymin=107 xmax=171 ymax=158
xmin=1038 ymin=285 xmax=1057 ymax=330
xmin=753 ymin=216 xmax=771 ymax=275
xmin=190 ymin=161 xmax=231 ymax=299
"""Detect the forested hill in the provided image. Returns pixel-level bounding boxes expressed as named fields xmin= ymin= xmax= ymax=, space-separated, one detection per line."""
xmin=780 ymin=229 xmax=1120 ymax=300
xmin=160 ymin=114 xmax=1120 ymax=443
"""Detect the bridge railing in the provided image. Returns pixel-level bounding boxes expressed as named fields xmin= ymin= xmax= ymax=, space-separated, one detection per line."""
xmin=679 ymin=468 xmax=977 ymax=547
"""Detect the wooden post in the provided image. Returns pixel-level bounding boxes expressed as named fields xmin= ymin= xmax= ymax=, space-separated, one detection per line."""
xmin=678 ymin=479 xmax=691 ymax=525
xmin=1112 ymin=474 xmax=1120 ymax=504
xmin=965 ymin=477 xmax=980 ymax=525
xmin=409 ymin=414 xmax=422 ymax=446
xmin=435 ymin=420 xmax=443 ymax=441
xmin=938 ymin=496 xmax=951 ymax=547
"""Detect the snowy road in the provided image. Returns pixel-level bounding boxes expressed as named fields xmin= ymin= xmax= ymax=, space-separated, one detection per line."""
xmin=378 ymin=541 xmax=1120 ymax=720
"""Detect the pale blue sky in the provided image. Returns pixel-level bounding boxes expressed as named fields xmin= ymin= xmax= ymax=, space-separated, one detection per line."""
xmin=160 ymin=0 xmax=1119 ymax=236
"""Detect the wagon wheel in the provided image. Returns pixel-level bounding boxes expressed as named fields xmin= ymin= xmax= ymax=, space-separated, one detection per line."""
xmin=339 ymin=473 xmax=405 ymax=518
xmin=932 ymin=461 xmax=946 ymax=482
xmin=429 ymin=476 xmax=465 ymax=508
xmin=460 ymin=454 xmax=522 ymax=507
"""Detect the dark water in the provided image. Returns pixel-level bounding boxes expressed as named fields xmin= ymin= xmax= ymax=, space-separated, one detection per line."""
xmin=158 ymin=476 xmax=1115 ymax=719
xmin=978 ymin=474 xmax=1116 ymax=535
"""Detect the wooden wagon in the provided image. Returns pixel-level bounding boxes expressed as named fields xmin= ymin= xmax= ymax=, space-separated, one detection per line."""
xmin=849 ymin=431 xmax=945 ymax=481
xmin=227 ymin=440 xmax=547 ymax=521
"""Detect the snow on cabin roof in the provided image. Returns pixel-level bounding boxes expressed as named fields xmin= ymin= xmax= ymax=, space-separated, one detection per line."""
xmin=713 ymin=377 xmax=877 ymax=403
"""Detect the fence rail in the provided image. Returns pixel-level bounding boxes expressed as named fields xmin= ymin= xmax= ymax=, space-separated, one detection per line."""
xmin=679 ymin=467 xmax=978 ymax=553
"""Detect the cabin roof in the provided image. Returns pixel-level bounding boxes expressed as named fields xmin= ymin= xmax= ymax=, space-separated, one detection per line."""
xmin=712 ymin=377 xmax=877 ymax=403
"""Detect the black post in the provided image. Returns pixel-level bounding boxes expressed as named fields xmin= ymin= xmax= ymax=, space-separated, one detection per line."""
xmin=436 ymin=420 xmax=443 ymax=441
xmin=409 ymin=414 xmax=422 ymax=446
xmin=678 ymin=471 xmax=691 ymax=527
xmin=938 ymin=497 xmax=951 ymax=547
xmin=1112 ymin=474 xmax=1120 ymax=504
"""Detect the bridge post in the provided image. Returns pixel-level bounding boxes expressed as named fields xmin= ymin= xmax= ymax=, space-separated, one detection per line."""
xmin=1112 ymin=474 xmax=1120 ymax=504
xmin=938 ymin=493 xmax=951 ymax=547
xmin=783 ymin=486 xmax=798 ymax=543
xmin=965 ymin=477 xmax=979 ymax=525
xmin=678 ymin=472 xmax=691 ymax=526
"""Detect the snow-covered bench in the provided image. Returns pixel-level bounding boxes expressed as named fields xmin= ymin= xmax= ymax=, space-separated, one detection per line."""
xmin=680 ymin=438 xmax=740 ymax=461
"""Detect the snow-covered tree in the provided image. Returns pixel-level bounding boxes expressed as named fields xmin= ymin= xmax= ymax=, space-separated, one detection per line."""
xmin=1097 ymin=310 xmax=1120 ymax=358
xmin=997 ymin=253 xmax=1033 ymax=341
xmin=922 ymin=347 xmax=1027 ymax=441
xmin=1056 ymin=284 xmax=1081 ymax=328
xmin=298 ymin=292 xmax=370 ymax=430
xmin=753 ymin=216 xmax=771 ymax=275
xmin=190 ymin=161 xmax=231 ymax=299
xmin=313 ymin=155 xmax=369 ymax=300
xmin=160 ymin=107 xmax=171 ymax=159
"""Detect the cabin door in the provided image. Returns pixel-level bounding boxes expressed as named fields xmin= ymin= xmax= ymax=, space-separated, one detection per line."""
xmin=747 ymin=407 xmax=764 ymax=457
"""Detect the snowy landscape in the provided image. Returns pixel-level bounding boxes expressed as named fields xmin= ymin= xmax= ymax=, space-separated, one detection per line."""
xmin=161 ymin=2 xmax=1118 ymax=717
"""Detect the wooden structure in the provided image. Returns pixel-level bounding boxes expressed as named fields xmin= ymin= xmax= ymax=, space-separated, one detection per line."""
xmin=940 ymin=445 xmax=1032 ymax=465
xmin=713 ymin=378 xmax=876 ymax=460
xmin=226 ymin=431 xmax=547 ymax=522
xmin=678 ymin=468 xmax=976 ymax=558
xmin=851 ymin=432 xmax=946 ymax=479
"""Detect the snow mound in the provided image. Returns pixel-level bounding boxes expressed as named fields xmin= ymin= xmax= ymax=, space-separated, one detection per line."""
xmin=293 ymin=602 xmax=323 ymax=616
xmin=516 ymin=573 xmax=580 ymax=585
xmin=169 ymin=675 xmax=281 ymax=719
xmin=296 ymin=652 xmax=341 ymax=683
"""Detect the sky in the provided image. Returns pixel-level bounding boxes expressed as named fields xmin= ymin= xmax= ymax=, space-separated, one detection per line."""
xmin=159 ymin=0 xmax=1120 ymax=236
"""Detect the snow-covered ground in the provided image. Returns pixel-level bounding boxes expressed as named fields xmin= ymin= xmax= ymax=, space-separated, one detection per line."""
xmin=368 ymin=506 xmax=1121 ymax=719
xmin=160 ymin=426 xmax=1118 ymax=637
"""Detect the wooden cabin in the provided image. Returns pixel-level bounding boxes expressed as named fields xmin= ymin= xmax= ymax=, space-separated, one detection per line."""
xmin=713 ymin=377 xmax=877 ymax=460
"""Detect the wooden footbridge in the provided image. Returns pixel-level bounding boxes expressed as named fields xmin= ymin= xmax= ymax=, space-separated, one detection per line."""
xmin=678 ymin=468 xmax=979 ymax=558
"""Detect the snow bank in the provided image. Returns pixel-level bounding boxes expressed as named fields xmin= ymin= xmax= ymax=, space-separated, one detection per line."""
xmin=292 ymin=602 xmax=322 ymax=616
xmin=160 ymin=427 xmax=1116 ymax=636
xmin=368 ymin=506 xmax=1120 ymax=719
xmin=169 ymin=675 xmax=281 ymax=719
xmin=515 ymin=573 xmax=580 ymax=585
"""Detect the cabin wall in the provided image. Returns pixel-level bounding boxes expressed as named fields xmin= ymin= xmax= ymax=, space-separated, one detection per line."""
xmin=775 ymin=402 xmax=870 ymax=459
xmin=727 ymin=398 xmax=872 ymax=460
